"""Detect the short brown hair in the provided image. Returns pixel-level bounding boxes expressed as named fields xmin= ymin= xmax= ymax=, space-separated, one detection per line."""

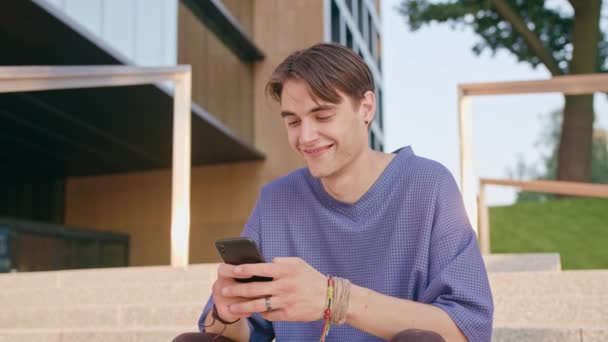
xmin=265 ymin=43 xmax=375 ymax=105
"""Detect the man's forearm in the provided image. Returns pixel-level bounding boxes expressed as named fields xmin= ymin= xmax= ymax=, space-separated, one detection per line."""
xmin=204 ymin=310 xmax=250 ymax=342
xmin=345 ymin=284 xmax=467 ymax=341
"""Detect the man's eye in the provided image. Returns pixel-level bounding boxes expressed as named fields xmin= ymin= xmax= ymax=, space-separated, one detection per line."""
xmin=288 ymin=120 xmax=300 ymax=127
xmin=317 ymin=116 xmax=332 ymax=121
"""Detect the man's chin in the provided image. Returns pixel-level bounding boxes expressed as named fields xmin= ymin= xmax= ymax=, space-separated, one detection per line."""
xmin=307 ymin=166 xmax=330 ymax=179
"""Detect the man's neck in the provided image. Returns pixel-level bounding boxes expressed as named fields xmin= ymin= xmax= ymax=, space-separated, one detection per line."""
xmin=321 ymin=149 xmax=395 ymax=204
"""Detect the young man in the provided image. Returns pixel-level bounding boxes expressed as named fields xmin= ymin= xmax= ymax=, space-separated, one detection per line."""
xmin=175 ymin=43 xmax=493 ymax=342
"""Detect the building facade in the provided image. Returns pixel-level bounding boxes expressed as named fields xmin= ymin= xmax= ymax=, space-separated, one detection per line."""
xmin=0 ymin=0 xmax=383 ymax=271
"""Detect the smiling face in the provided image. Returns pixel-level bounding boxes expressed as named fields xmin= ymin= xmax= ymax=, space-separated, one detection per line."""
xmin=280 ymin=78 xmax=374 ymax=179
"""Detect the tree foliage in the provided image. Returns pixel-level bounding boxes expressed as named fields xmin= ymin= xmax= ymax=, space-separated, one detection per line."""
xmin=399 ymin=0 xmax=608 ymax=74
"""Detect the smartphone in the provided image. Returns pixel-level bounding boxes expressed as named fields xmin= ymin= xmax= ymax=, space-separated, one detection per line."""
xmin=215 ymin=237 xmax=273 ymax=283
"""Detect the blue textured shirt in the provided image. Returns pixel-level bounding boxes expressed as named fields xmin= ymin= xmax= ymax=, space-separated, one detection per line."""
xmin=199 ymin=147 xmax=494 ymax=341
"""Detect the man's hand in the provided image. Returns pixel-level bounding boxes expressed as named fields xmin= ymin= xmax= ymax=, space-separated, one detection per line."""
xmin=212 ymin=264 xmax=258 ymax=321
xmin=220 ymin=257 xmax=327 ymax=322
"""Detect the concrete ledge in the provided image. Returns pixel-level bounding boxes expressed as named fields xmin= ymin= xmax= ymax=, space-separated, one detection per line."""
xmin=0 ymin=327 xmax=194 ymax=342
xmin=494 ymin=296 xmax=608 ymax=326
xmin=493 ymin=326 xmax=581 ymax=342
xmin=484 ymin=253 xmax=561 ymax=272
xmin=0 ymin=264 xmax=219 ymax=289
xmin=0 ymin=304 xmax=201 ymax=329
xmin=1 ymin=326 xmax=603 ymax=342
xmin=489 ymin=270 xmax=608 ymax=297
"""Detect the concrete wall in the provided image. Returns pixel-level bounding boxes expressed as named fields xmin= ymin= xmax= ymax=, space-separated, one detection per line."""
xmin=64 ymin=0 xmax=325 ymax=266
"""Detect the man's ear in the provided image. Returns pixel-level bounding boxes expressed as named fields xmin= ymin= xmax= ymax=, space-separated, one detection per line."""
xmin=360 ymin=90 xmax=376 ymax=126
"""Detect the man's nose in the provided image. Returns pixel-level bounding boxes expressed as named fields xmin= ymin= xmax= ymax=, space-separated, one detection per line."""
xmin=300 ymin=121 xmax=319 ymax=144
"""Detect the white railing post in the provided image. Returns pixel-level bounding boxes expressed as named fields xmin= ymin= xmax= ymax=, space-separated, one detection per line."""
xmin=477 ymin=181 xmax=490 ymax=254
xmin=458 ymin=92 xmax=478 ymax=235
xmin=170 ymin=71 xmax=192 ymax=268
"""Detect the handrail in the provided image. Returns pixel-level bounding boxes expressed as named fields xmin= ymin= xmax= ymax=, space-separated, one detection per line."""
xmin=459 ymin=73 xmax=608 ymax=96
xmin=458 ymin=73 xmax=608 ymax=237
xmin=480 ymin=178 xmax=608 ymax=198
xmin=0 ymin=65 xmax=192 ymax=268
xmin=477 ymin=178 xmax=608 ymax=254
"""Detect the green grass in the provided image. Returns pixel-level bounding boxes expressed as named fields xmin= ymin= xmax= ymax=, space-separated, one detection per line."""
xmin=490 ymin=198 xmax=608 ymax=270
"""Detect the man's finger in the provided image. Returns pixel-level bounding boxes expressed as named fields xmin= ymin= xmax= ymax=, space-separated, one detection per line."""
xmin=234 ymin=262 xmax=288 ymax=279
xmin=222 ymin=281 xmax=279 ymax=298
xmin=229 ymin=296 xmax=282 ymax=314
xmin=218 ymin=263 xmax=260 ymax=280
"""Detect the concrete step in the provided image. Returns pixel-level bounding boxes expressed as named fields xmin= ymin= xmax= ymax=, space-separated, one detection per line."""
xmin=483 ymin=253 xmax=561 ymax=272
xmin=0 ymin=326 xmax=605 ymax=342
xmin=493 ymin=326 xmax=608 ymax=342
xmin=489 ymin=270 xmax=608 ymax=297
xmin=494 ymin=296 xmax=608 ymax=327
xmin=0 ymin=327 xmax=193 ymax=342
xmin=0 ymin=281 xmax=213 ymax=307
xmin=0 ymin=264 xmax=219 ymax=290
xmin=1 ymin=296 xmax=605 ymax=332
xmin=0 ymin=304 xmax=201 ymax=329
xmin=4 ymin=269 xmax=607 ymax=309
xmin=0 ymin=252 xmax=561 ymax=291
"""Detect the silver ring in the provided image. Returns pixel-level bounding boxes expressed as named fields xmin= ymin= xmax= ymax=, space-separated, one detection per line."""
xmin=264 ymin=296 xmax=272 ymax=311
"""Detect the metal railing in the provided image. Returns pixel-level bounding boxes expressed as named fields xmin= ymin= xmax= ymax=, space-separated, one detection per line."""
xmin=477 ymin=178 xmax=608 ymax=254
xmin=0 ymin=65 xmax=192 ymax=267
xmin=457 ymin=73 xmax=608 ymax=235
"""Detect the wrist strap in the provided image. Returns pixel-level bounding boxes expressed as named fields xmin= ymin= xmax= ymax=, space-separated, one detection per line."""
xmin=212 ymin=304 xmax=241 ymax=325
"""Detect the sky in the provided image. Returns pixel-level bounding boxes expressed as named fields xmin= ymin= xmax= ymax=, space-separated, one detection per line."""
xmin=381 ymin=0 xmax=608 ymax=206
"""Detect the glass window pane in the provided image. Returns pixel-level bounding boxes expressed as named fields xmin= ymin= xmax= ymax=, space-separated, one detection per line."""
xmin=331 ymin=1 xmax=340 ymax=43
xmin=346 ymin=27 xmax=353 ymax=49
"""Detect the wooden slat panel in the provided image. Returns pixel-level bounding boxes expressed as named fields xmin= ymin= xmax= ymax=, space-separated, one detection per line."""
xmin=178 ymin=2 xmax=253 ymax=144
xmin=222 ymin=0 xmax=252 ymax=36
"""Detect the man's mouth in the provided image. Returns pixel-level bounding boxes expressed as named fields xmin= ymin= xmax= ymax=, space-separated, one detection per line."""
xmin=302 ymin=144 xmax=334 ymax=157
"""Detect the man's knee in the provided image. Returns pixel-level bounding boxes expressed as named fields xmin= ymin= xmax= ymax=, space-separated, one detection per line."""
xmin=390 ymin=329 xmax=447 ymax=342
xmin=172 ymin=332 xmax=236 ymax=342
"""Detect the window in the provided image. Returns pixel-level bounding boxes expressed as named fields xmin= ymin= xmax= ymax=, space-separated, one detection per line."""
xmin=376 ymin=31 xmax=382 ymax=72
xmin=369 ymin=130 xmax=375 ymax=149
xmin=357 ymin=0 xmax=364 ymax=33
xmin=377 ymin=88 xmax=383 ymax=130
xmin=346 ymin=27 xmax=353 ymax=49
xmin=357 ymin=47 xmax=364 ymax=59
xmin=346 ymin=0 xmax=354 ymax=15
xmin=331 ymin=1 xmax=340 ymax=43
xmin=367 ymin=13 xmax=374 ymax=55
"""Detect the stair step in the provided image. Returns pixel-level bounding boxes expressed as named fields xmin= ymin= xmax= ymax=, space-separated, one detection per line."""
xmin=484 ymin=253 xmax=561 ymax=272
xmin=0 ymin=281 xmax=213 ymax=307
xmin=0 ymin=264 xmax=219 ymax=289
xmin=0 ymin=326 xmax=605 ymax=342
xmin=489 ymin=270 xmax=608 ymax=297
xmin=494 ymin=296 xmax=608 ymax=326
xmin=0 ymin=304 xmax=202 ymax=329
xmin=493 ymin=326 xmax=608 ymax=342
xmin=0 ymin=327 xmax=194 ymax=342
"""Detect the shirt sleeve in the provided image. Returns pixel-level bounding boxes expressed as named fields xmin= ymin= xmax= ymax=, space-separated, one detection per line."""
xmin=418 ymin=168 xmax=494 ymax=342
xmin=198 ymin=194 xmax=275 ymax=342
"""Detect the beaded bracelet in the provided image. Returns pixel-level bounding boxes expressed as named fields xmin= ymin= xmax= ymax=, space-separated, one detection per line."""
xmin=320 ymin=275 xmax=335 ymax=342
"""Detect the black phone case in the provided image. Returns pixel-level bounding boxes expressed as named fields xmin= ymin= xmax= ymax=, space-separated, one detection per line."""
xmin=215 ymin=237 xmax=273 ymax=283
